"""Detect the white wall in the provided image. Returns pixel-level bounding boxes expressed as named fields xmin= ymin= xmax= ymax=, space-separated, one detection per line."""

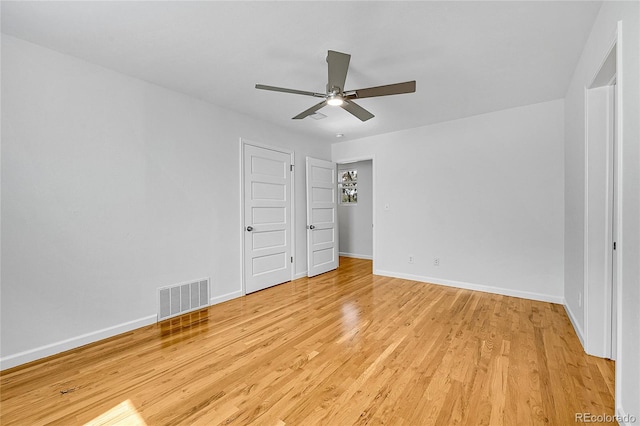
xmin=563 ymin=1 xmax=639 ymax=421
xmin=0 ymin=36 xmax=330 ymax=368
xmin=332 ymin=99 xmax=565 ymax=303
xmin=338 ymin=160 xmax=373 ymax=259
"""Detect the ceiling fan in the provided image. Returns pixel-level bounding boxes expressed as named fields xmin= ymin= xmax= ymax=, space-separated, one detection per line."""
xmin=256 ymin=50 xmax=416 ymax=122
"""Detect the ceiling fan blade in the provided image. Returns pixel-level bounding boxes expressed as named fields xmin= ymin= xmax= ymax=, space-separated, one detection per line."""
xmin=340 ymin=99 xmax=374 ymax=122
xmin=327 ymin=50 xmax=351 ymax=93
xmin=292 ymin=100 xmax=328 ymax=120
xmin=345 ymin=81 xmax=416 ymax=99
xmin=256 ymin=84 xmax=325 ymax=98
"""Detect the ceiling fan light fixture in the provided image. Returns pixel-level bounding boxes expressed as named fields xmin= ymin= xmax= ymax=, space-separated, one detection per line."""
xmin=327 ymin=94 xmax=344 ymax=106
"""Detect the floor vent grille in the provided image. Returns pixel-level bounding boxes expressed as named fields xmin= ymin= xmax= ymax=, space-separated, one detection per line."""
xmin=158 ymin=277 xmax=209 ymax=321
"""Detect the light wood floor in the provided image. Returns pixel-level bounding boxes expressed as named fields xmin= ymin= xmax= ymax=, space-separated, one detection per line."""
xmin=1 ymin=258 xmax=615 ymax=425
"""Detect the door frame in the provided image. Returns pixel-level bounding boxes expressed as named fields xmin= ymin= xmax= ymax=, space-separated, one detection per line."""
xmin=240 ymin=138 xmax=295 ymax=295
xmin=333 ymin=155 xmax=376 ymax=272
xmin=583 ymin=23 xmax=623 ymax=361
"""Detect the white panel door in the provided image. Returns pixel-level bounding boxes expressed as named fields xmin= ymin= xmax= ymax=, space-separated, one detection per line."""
xmin=244 ymin=144 xmax=292 ymax=293
xmin=306 ymin=157 xmax=338 ymax=277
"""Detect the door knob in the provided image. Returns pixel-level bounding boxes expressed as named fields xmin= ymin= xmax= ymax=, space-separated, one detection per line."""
xmin=309 ymin=225 xmax=315 ymax=230
xmin=246 ymin=226 xmax=254 ymax=232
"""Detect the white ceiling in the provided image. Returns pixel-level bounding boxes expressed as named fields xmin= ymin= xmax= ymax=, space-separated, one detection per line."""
xmin=1 ymin=1 xmax=602 ymax=142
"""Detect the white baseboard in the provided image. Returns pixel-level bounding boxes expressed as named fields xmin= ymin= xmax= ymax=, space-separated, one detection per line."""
xmin=209 ymin=290 xmax=243 ymax=306
xmin=293 ymin=271 xmax=308 ymax=280
xmin=374 ymin=269 xmax=564 ymax=304
xmin=564 ymin=302 xmax=586 ymax=349
xmin=2 ymin=282 xmax=314 ymax=371
xmin=1 ymin=290 xmax=243 ymax=371
xmin=339 ymin=252 xmax=373 ymax=260
xmin=0 ymin=314 xmax=157 ymax=371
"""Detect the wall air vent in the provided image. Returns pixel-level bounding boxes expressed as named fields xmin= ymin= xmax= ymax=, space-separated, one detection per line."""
xmin=158 ymin=277 xmax=210 ymax=321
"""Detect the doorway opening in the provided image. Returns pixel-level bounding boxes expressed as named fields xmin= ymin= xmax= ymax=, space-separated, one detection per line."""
xmin=337 ymin=159 xmax=374 ymax=265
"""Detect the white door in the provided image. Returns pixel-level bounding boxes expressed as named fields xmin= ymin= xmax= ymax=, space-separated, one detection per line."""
xmin=306 ymin=157 xmax=338 ymax=277
xmin=243 ymin=143 xmax=292 ymax=293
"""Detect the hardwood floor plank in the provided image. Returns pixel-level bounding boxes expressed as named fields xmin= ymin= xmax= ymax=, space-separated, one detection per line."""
xmin=0 ymin=258 xmax=615 ymax=425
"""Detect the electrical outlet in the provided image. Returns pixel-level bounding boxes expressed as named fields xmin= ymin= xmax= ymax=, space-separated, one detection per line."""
xmin=408 ymin=255 xmax=414 ymax=264
xmin=434 ymin=257 xmax=440 ymax=266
